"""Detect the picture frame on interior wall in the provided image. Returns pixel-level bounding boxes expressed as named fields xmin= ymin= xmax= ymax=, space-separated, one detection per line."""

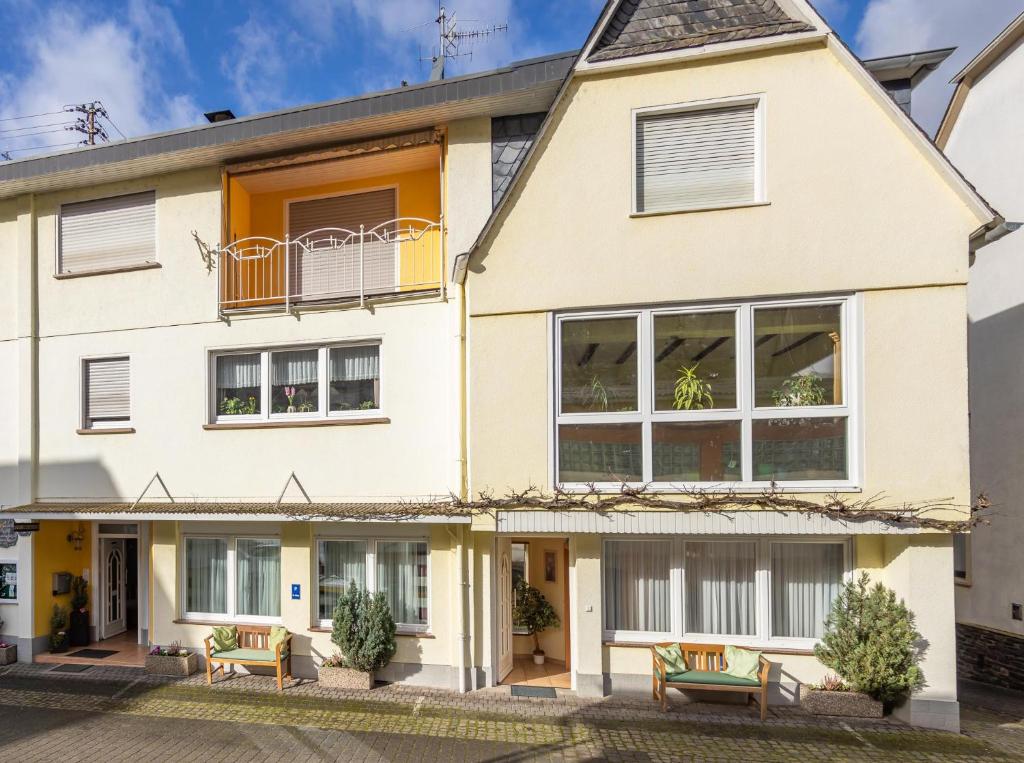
xmin=544 ymin=551 xmax=557 ymax=583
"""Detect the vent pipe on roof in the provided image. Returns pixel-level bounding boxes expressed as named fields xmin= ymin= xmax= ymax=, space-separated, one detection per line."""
xmin=204 ymin=110 xmax=236 ymax=123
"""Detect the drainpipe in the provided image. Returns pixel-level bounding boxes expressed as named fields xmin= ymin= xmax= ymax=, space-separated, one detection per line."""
xmin=447 ymin=524 xmax=467 ymax=692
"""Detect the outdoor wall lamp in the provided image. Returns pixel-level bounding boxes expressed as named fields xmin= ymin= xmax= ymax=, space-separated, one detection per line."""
xmin=66 ymin=524 xmax=85 ymax=551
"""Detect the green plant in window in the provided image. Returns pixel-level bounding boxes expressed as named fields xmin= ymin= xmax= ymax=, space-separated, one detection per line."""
xmin=358 ymin=400 xmax=377 ymax=410
xmin=219 ymin=396 xmax=258 ymax=415
xmin=586 ymin=375 xmax=609 ymax=411
xmin=673 ymin=363 xmax=714 ymax=410
xmin=297 ymin=401 xmax=316 ymax=413
xmin=771 ymin=373 xmax=826 ymax=407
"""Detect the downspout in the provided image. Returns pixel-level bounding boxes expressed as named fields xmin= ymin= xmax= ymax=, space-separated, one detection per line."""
xmin=447 ymin=524 xmax=467 ymax=692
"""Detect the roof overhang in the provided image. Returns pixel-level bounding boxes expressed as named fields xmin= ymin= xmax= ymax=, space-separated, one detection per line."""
xmin=861 ymin=47 xmax=955 ymax=86
xmin=0 ymin=51 xmax=576 ymax=202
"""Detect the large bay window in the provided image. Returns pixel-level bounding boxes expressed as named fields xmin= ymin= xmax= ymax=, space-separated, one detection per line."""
xmin=183 ymin=536 xmax=281 ymax=621
xmin=604 ymin=537 xmax=849 ymax=646
xmin=555 ymin=297 xmax=856 ymax=488
xmin=212 ymin=341 xmax=380 ymax=423
xmin=316 ymin=538 xmax=429 ymax=632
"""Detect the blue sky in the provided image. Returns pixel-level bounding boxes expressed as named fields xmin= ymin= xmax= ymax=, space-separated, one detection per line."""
xmin=0 ymin=0 xmax=1021 ymax=158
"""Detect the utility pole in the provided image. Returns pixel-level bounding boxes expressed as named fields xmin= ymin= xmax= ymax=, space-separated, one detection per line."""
xmin=66 ymin=101 xmax=109 ymax=145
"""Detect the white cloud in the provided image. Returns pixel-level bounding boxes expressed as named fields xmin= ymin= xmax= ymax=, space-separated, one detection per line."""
xmin=811 ymin=0 xmax=848 ymax=21
xmin=220 ymin=14 xmax=291 ymax=114
xmin=0 ymin=2 xmax=203 ymax=157
xmin=854 ymin=0 xmax=1022 ymax=135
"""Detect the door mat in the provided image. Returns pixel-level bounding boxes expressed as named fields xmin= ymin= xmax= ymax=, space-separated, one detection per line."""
xmin=511 ymin=685 xmax=557 ymax=698
xmin=69 ymin=649 xmax=117 ymax=659
xmin=50 ymin=663 xmax=93 ymax=673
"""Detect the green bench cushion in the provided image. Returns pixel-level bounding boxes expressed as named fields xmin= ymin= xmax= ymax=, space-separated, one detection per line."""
xmin=666 ymin=670 xmax=760 ymax=688
xmin=210 ymin=648 xmax=286 ymax=662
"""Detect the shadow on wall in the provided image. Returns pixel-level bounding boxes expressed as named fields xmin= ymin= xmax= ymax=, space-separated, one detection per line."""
xmin=0 ymin=459 xmax=121 ymax=505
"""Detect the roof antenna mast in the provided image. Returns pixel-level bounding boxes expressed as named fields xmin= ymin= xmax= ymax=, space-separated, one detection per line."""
xmin=426 ymin=3 xmax=508 ymax=81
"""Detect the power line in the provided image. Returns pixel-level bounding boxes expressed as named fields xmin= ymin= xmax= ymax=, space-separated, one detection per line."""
xmin=0 ymin=108 xmax=68 ymax=123
xmin=1 ymin=140 xmax=82 ymax=154
xmin=103 ymin=111 xmax=127 ymax=140
xmin=0 ymin=119 xmax=75 ymax=135
xmin=0 ymin=127 xmax=74 ymax=140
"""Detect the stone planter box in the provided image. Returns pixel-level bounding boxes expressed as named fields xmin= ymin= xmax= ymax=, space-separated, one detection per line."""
xmin=800 ymin=685 xmax=883 ymax=718
xmin=0 ymin=644 xmax=16 ymax=665
xmin=318 ymin=665 xmax=373 ymax=690
xmin=145 ymin=652 xmax=198 ymax=677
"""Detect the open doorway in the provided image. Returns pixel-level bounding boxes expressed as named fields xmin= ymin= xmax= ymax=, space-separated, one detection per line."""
xmin=497 ymin=536 xmax=571 ymax=689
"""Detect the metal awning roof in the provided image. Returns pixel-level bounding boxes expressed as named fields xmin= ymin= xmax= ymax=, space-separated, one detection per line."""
xmin=0 ymin=50 xmax=577 ymax=201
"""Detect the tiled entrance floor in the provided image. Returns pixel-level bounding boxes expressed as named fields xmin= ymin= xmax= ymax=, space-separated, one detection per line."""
xmin=34 ymin=631 xmax=147 ymax=668
xmin=501 ymin=656 xmax=570 ymax=688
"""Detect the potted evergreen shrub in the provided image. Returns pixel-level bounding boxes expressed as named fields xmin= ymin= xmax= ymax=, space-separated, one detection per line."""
xmin=513 ymin=580 xmax=560 ymax=665
xmin=805 ymin=572 xmax=924 ymax=717
xmin=49 ymin=605 xmax=69 ymax=653
xmin=145 ymin=641 xmax=197 ymax=676
xmin=0 ymin=618 xmax=15 ymax=665
xmin=68 ymin=576 xmax=90 ymax=647
xmin=319 ymin=581 xmax=396 ymax=690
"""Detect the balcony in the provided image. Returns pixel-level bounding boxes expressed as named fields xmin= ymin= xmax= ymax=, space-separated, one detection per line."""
xmin=218 ymin=219 xmax=442 ymax=313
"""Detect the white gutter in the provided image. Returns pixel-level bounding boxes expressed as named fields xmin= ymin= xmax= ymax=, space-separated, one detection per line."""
xmin=970 ymin=220 xmax=1022 ymax=253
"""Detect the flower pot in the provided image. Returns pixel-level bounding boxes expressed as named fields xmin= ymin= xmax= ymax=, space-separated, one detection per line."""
xmin=50 ymin=634 xmax=69 ymax=654
xmin=145 ymin=652 xmax=197 ymax=677
xmin=69 ymin=610 xmax=90 ymax=647
xmin=532 ymin=652 xmax=545 ymax=665
xmin=800 ymin=686 xmax=883 ymax=718
xmin=318 ymin=665 xmax=374 ymax=690
xmin=287 ymin=405 xmax=297 ymax=413
xmin=0 ymin=644 xmax=16 ymax=665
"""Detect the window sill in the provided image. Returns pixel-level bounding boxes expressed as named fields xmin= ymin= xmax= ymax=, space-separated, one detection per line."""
xmin=602 ymin=640 xmax=814 ymax=656
xmin=173 ymin=617 xmax=282 ymax=627
xmin=77 ymin=427 xmax=136 ymax=435
xmin=309 ymin=625 xmax=434 ymax=638
xmin=557 ymin=482 xmax=862 ymax=495
xmin=630 ymin=201 xmax=770 ymax=218
xmin=55 ymin=262 xmax=161 ymax=279
xmin=204 ymin=417 xmax=389 ymax=431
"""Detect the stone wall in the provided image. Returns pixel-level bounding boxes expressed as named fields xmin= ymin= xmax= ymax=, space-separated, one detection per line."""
xmin=957 ymin=622 xmax=1024 ymax=692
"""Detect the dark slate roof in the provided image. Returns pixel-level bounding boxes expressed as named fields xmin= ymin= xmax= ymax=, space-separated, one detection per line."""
xmin=589 ymin=0 xmax=814 ymax=62
xmin=491 ymin=113 xmax=546 ymax=209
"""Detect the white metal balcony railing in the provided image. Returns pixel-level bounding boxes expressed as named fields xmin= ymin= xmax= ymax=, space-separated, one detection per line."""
xmin=217 ymin=218 xmax=443 ymax=313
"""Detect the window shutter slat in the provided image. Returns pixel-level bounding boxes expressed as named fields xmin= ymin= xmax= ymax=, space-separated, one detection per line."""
xmin=86 ymin=357 xmax=131 ymax=423
xmin=637 ymin=104 xmax=757 ymax=213
xmin=59 ymin=191 xmax=156 ymax=273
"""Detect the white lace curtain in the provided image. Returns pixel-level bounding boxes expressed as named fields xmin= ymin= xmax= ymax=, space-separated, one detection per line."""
xmin=185 ymin=538 xmax=227 ymax=614
xmin=604 ymin=540 xmax=671 ymax=632
xmin=319 ymin=540 xmax=367 ymax=620
xmin=236 ymin=539 xmax=281 ymax=618
xmin=330 ymin=346 xmax=379 ymax=382
xmin=771 ymin=543 xmax=843 ymax=638
xmin=272 ymin=349 xmax=319 ymax=385
xmin=217 ymin=354 xmax=260 ymax=389
xmin=685 ymin=541 xmax=756 ymax=636
xmin=376 ymin=541 xmax=427 ymax=626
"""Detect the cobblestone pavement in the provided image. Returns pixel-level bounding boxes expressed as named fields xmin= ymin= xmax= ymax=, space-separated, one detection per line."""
xmin=1 ymin=663 xmax=1023 ymax=762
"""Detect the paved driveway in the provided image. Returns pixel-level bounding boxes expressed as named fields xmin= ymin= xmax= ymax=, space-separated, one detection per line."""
xmin=1 ymin=664 xmax=1023 ymax=762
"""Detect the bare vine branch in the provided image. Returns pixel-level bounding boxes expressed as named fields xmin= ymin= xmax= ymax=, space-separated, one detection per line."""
xmin=191 ymin=230 xmax=218 ymax=273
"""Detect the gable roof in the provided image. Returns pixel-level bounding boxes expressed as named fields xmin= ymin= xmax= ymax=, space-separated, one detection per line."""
xmin=936 ymin=11 xmax=1024 ymax=149
xmin=588 ymin=0 xmax=814 ymax=62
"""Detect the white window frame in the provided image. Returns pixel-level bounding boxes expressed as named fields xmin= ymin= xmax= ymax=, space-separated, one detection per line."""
xmin=80 ymin=354 xmax=132 ymax=430
xmin=602 ymin=536 xmax=851 ymax=650
xmin=209 ymin=339 xmax=383 ymax=424
xmin=631 ymin=93 xmax=767 ymax=217
xmin=315 ymin=536 xmax=430 ymax=634
xmin=953 ymin=533 xmax=971 ymax=586
xmin=181 ymin=534 xmax=282 ymax=624
xmin=553 ymin=294 xmax=860 ymax=492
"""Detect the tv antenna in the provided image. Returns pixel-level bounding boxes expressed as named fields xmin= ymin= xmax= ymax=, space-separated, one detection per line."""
xmin=424 ymin=4 xmax=507 ymax=81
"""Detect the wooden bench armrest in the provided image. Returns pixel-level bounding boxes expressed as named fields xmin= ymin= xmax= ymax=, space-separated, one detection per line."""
xmin=650 ymin=646 xmax=667 ymax=678
xmin=757 ymin=655 xmax=773 ymax=686
xmin=203 ymin=635 xmax=213 ymax=660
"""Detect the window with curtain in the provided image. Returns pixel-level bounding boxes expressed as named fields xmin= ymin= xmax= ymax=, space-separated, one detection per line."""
xmin=770 ymin=542 xmax=843 ymax=639
xmin=604 ymin=540 xmax=671 ymax=633
xmin=685 ymin=541 xmax=756 ymax=636
xmin=555 ymin=298 xmax=852 ymax=487
xmin=211 ymin=341 xmax=382 ymax=423
xmin=182 ymin=536 xmax=280 ymax=621
xmin=602 ymin=538 xmax=847 ymax=645
xmin=329 ymin=345 xmax=379 ymax=411
xmin=216 ymin=353 xmax=261 ymax=416
xmin=376 ymin=540 xmax=429 ymax=627
xmin=318 ymin=540 xmax=367 ymax=621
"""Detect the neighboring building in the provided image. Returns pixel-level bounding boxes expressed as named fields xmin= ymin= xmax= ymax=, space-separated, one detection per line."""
xmin=937 ymin=12 xmax=1024 ymax=693
xmin=0 ymin=0 xmax=1000 ymax=733
xmin=862 ymin=47 xmax=954 ymax=116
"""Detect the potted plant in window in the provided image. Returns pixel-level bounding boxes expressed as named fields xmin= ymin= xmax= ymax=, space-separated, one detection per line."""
xmin=319 ymin=581 xmax=396 ymax=690
xmin=771 ymin=373 xmax=826 ymax=407
xmin=145 ymin=641 xmax=197 ymax=676
xmin=803 ymin=572 xmax=923 ymax=718
xmin=0 ymin=618 xmax=15 ymax=665
xmin=673 ymin=363 xmax=715 ymax=410
xmin=284 ymin=386 xmax=298 ymax=413
xmin=68 ymin=575 xmax=90 ymax=647
xmin=513 ymin=580 xmax=560 ymax=665
xmin=49 ymin=605 xmax=69 ymax=653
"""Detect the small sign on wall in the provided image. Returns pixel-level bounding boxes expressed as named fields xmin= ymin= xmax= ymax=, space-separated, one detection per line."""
xmin=291 ymin=584 xmax=301 ymax=600
xmin=0 ymin=562 xmax=17 ymax=600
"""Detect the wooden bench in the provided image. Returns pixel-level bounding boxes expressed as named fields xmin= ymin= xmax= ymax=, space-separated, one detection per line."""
xmin=651 ymin=642 xmax=772 ymax=719
xmin=204 ymin=624 xmax=293 ymax=691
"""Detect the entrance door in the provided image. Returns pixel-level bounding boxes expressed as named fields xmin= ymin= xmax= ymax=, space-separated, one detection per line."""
xmin=496 ymin=537 xmax=514 ymax=682
xmin=102 ymin=538 xmax=127 ymax=639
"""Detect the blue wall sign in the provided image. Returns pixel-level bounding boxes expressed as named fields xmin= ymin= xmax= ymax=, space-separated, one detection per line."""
xmin=291 ymin=583 xmax=301 ymax=600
